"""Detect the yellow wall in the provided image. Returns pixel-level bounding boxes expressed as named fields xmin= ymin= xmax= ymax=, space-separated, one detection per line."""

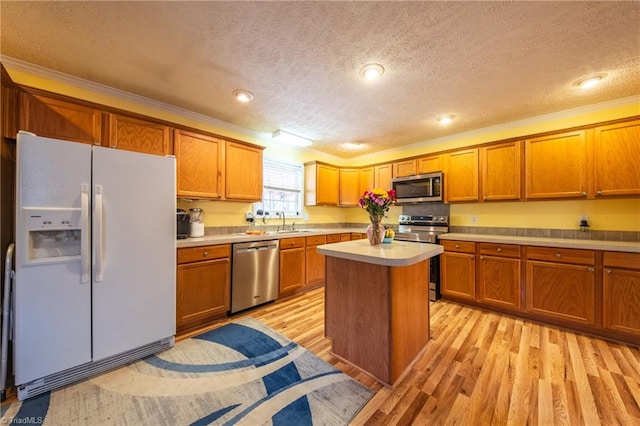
xmin=6 ymin=63 xmax=639 ymax=231
xmin=451 ymin=199 xmax=640 ymax=231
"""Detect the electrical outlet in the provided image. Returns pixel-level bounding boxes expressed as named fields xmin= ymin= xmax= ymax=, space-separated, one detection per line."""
xmin=246 ymin=213 xmax=254 ymax=220
xmin=471 ymin=215 xmax=478 ymax=224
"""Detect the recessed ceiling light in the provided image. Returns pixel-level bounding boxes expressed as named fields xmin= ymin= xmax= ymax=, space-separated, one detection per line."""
xmin=360 ymin=63 xmax=385 ymax=81
xmin=272 ymin=129 xmax=312 ymax=147
xmin=233 ymin=89 xmax=254 ymax=103
xmin=436 ymin=114 xmax=455 ymax=126
xmin=573 ymin=74 xmax=607 ymax=89
xmin=343 ymin=141 xmax=367 ymax=150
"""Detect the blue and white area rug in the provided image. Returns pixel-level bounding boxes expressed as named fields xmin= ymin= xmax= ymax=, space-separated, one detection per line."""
xmin=1 ymin=318 xmax=374 ymax=425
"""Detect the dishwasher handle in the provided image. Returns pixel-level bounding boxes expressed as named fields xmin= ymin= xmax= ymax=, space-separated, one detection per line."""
xmin=235 ymin=242 xmax=278 ymax=254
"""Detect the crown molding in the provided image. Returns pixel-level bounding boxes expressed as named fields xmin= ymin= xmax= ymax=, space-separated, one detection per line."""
xmin=1 ymin=55 xmax=267 ymax=141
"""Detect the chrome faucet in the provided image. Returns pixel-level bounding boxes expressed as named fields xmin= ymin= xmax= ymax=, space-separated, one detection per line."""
xmin=279 ymin=211 xmax=285 ymax=231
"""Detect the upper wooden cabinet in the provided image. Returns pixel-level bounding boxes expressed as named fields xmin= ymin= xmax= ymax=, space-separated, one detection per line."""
xmin=1 ymin=66 xmax=18 ymax=139
xmin=107 ymin=113 xmax=171 ymax=155
xmin=19 ymin=91 xmax=102 ymax=145
xmin=374 ymin=163 xmax=393 ymax=190
xmin=175 ymin=129 xmax=223 ymax=199
xmin=447 ymin=149 xmax=479 ymax=202
xmin=480 ymin=141 xmax=522 ymax=201
xmin=393 ymin=159 xmax=416 ymax=178
xmin=525 ymin=130 xmax=587 ymax=199
xmin=305 ymin=162 xmax=339 ymax=205
xmin=339 ymin=168 xmax=360 ymax=206
xmin=359 ymin=167 xmax=374 ymax=194
xmin=592 ymin=120 xmax=640 ymax=198
xmin=417 ymin=155 xmax=443 ymax=174
xmin=225 ymin=141 xmax=263 ymax=201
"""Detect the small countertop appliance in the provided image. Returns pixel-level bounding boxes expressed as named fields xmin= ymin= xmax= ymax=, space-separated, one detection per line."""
xmin=176 ymin=209 xmax=189 ymax=239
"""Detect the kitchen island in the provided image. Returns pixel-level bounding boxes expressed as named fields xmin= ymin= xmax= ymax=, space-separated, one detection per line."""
xmin=317 ymin=240 xmax=443 ymax=387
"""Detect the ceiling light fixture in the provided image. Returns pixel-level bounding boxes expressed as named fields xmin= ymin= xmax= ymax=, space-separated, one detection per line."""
xmin=573 ymin=73 xmax=607 ymax=89
xmin=272 ymin=129 xmax=312 ymax=147
xmin=436 ymin=114 xmax=455 ymax=126
xmin=233 ymin=89 xmax=254 ymax=103
xmin=343 ymin=141 xmax=367 ymax=150
xmin=360 ymin=63 xmax=385 ymax=81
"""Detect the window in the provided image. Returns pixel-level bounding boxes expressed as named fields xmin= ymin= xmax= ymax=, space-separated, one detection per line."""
xmin=254 ymin=157 xmax=303 ymax=218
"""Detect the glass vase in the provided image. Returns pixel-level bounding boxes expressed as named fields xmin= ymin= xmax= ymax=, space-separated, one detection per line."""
xmin=367 ymin=214 xmax=385 ymax=245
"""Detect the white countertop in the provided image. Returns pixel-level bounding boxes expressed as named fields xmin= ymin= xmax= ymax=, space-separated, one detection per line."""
xmin=317 ymin=239 xmax=443 ymax=267
xmin=439 ymin=233 xmax=640 ymax=253
xmin=176 ymin=228 xmax=365 ymax=248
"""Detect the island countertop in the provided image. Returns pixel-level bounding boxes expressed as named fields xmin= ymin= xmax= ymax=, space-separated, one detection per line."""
xmin=317 ymin=239 xmax=443 ymax=267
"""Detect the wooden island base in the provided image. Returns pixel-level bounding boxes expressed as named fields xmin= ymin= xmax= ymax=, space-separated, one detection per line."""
xmin=324 ymin=256 xmax=430 ymax=387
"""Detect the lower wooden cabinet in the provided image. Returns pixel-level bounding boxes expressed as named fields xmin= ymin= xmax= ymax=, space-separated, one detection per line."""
xmin=603 ymin=252 xmax=640 ymax=335
xmin=440 ymin=241 xmax=476 ymax=301
xmin=176 ymin=244 xmax=231 ymax=334
xmin=525 ymin=260 xmax=595 ymax=326
xmin=478 ymin=243 xmax=521 ymax=311
xmin=279 ymin=237 xmax=306 ymax=296
xmin=305 ymin=235 xmax=327 ymax=287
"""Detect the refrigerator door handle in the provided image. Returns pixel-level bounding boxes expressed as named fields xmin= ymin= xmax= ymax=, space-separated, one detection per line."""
xmin=95 ymin=184 xmax=104 ymax=282
xmin=80 ymin=183 xmax=90 ymax=283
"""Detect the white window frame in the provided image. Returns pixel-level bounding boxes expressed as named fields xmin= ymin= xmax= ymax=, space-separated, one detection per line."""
xmin=253 ymin=157 xmax=304 ymax=219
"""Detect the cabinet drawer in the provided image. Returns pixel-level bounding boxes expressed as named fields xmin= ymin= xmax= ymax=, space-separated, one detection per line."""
xmin=479 ymin=243 xmax=521 ymax=258
xmin=306 ymin=235 xmax=327 ymax=246
xmin=442 ymin=240 xmax=476 ymax=254
xmin=603 ymin=252 xmax=640 ymax=269
xmin=178 ymin=244 xmax=230 ymax=264
xmin=326 ymin=234 xmax=341 ymax=244
xmin=280 ymin=237 xmax=305 ymax=249
xmin=526 ymin=246 xmax=594 ymax=265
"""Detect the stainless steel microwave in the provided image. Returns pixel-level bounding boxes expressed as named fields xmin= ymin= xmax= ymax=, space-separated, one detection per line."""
xmin=391 ymin=171 xmax=443 ymax=203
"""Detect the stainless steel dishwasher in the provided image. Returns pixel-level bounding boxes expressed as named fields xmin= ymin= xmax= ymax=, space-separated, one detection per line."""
xmin=231 ymin=240 xmax=280 ymax=313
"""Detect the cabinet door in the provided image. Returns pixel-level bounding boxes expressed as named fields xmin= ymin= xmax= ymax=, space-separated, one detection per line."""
xmin=478 ymin=255 xmax=521 ymax=311
xmin=279 ymin=247 xmax=306 ymax=295
xmin=481 ymin=141 xmax=521 ymax=201
xmin=525 ymin=130 xmax=587 ymax=199
xmin=440 ymin=251 xmax=476 ymax=301
xmin=525 ymin=260 xmax=595 ymax=326
xmin=374 ymin=164 xmax=393 ymax=190
xmin=417 ymin=155 xmax=442 ymax=174
xmin=175 ymin=129 xmax=223 ymax=199
xmin=176 ymin=258 xmax=230 ymax=333
xmin=19 ymin=91 xmax=102 ymax=145
xmin=317 ymin=164 xmax=339 ymax=204
xmin=359 ymin=167 xmax=374 ymax=194
xmin=225 ymin=141 xmax=263 ymax=201
xmin=447 ymin=149 xmax=479 ymax=202
xmin=306 ymin=245 xmax=325 ymax=287
xmin=603 ymin=267 xmax=640 ymax=335
xmin=393 ymin=159 xmax=416 ymax=177
xmin=339 ymin=169 xmax=360 ymax=206
xmin=592 ymin=120 xmax=640 ymax=197
xmin=108 ymin=113 xmax=171 ymax=155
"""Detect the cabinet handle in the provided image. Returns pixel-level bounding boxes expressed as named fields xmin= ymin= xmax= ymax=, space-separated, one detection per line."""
xmin=483 ymin=196 xmax=487 ymax=201
xmin=555 ymin=253 xmax=561 ymax=258
xmin=480 ymin=256 xmax=484 ymax=260
xmin=496 ymin=248 xmax=502 ymax=252
xmin=605 ymin=269 xmax=611 ymax=274
xmin=581 ymin=192 xmax=587 ymax=197
xmin=455 ymin=244 xmax=460 ymax=249
xmin=203 ymin=251 xmax=209 ymax=257
xmin=596 ymin=191 xmax=603 ymax=196
xmin=587 ymin=267 xmax=594 ymax=272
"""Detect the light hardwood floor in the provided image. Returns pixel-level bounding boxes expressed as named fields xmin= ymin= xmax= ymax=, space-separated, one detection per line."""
xmin=193 ymin=287 xmax=640 ymax=425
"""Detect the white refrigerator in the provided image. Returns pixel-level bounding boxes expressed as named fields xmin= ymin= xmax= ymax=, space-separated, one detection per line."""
xmin=14 ymin=132 xmax=176 ymax=400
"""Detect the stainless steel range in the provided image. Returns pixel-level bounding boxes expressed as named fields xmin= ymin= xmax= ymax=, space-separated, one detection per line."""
xmin=395 ymin=214 xmax=449 ymax=301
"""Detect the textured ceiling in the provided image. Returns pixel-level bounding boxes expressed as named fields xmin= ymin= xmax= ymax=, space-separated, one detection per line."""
xmin=1 ymin=1 xmax=639 ymax=158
